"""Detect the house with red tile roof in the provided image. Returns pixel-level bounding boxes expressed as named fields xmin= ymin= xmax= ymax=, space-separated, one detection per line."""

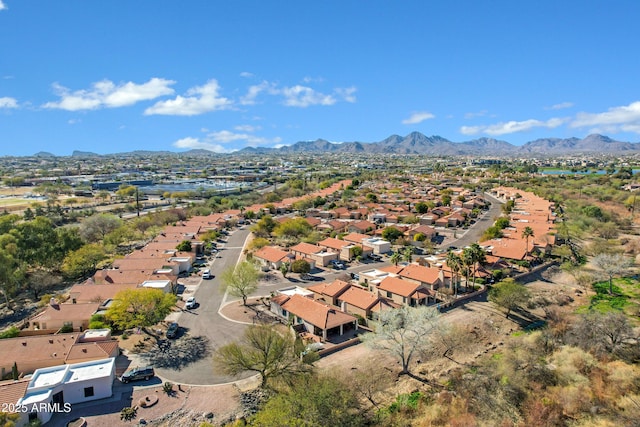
xmin=271 ymin=294 xmax=358 ymax=342
xmin=29 ymin=301 xmax=101 ymax=332
xmin=253 ymin=246 xmax=292 ymax=271
xmin=0 ymin=380 xmax=30 ymax=425
xmin=336 ymin=285 xmax=395 ymax=320
xmin=289 ymin=242 xmax=337 ymax=267
xmin=308 ymin=279 xmax=351 ymax=306
xmin=397 ymin=263 xmax=444 ymax=291
xmin=375 ymin=276 xmax=433 ymax=306
xmin=317 ymin=237 xmax=356 ymax=261
xmin=347 ymin=220 xmax=376 ymax=234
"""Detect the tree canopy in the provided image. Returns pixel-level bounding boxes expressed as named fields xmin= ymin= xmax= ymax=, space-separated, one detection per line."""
xmin=106 ymin=288 xmax=177 ymax=330
xmin=220 ymin=260 xmax=260 ymax=305
xmin=214 ymin=325 xmax=309 ymax=388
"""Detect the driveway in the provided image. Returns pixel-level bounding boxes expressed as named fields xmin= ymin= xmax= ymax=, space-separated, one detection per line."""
xmin=152 ymin=227 xmax=255 ymax=385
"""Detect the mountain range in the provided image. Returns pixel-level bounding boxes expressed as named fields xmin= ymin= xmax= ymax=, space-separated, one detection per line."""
xmin=59 ymin=132 xmax=640 ymax=157
xmin=248 ymin=132 xmax=640 ymax=156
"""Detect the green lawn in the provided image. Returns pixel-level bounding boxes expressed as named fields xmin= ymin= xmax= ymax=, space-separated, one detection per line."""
xmin=576 ymin=277 xmax=640 ymax=317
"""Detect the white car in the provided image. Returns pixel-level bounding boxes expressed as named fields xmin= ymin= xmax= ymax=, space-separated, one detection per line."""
xmin=185 ymin=297 xmax=196 ymax=309
xmin=202 ymin=269 xmax=212 ymax=279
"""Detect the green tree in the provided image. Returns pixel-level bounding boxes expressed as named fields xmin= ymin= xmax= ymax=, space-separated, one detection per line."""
xmin=220 ymin=261 xmax=260 ymax=306
xmin=273 ymin=217 xmax=313 ymax=244
xmin=382 ymin=227 xmax=403 ymax=242
xmin=61 ymin=244 xmax=107 ymax=280
xmin=464 ymin=243 xmax=486 ymax=288
xmin=489 ymin=279 xmax=530 ymax=318
xmin=79 ymin=213 xmax=123 ymax=243
xmin=251 ymin=215 xmax=277 ymax=238
xmin=522 ymin=226 xmax=534 ymax=256
xmin=291 ymin=259 xmax=311 ymax=274
xmin=362 ymin=305 xmax=441 ymax=375
xmin=106 ymin=288 xmax=177 ymax=331
xmin=446 ymin=250 xmax=462 ymax=294
xmin=402 ymin=246 xmax=413 ymax=263
xmin=251 ymin=373 xmax=364 ymax=427
xmin=0 ymin=411 xmax=19 ymax=426
xmin=213 ymin=325 xmax=309 ymax=388
xmin=414 ymin=202 xmax=429 ymax=214
xmin=390 ymin=251 xmax=402 ymax=266
xmin=176 ymin=240 xmax=192 ymax=252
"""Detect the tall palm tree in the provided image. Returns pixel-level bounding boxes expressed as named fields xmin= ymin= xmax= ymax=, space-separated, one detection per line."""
xmin=522 ymin=226 xmax=534 ymax=256
xmin=465 ymin=243 xmax=486 ymax=288
xmin=390 ymin=251 xmax=402 ymax=266
xmin=461 ymin=250 xmax=474 ymax=291
xmin=446 ymin=250 xmax=462 ymax=296
xmin=402 ymin=246 xmax=413 ymax=263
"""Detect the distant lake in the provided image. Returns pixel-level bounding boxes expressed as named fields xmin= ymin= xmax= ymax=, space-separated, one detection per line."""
xmin=138 ymin=180 xmax=242 ymax=194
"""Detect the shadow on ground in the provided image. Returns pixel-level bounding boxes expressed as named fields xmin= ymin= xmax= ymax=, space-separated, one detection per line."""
xmin=139 ymin=335 xmax=211 ymax=370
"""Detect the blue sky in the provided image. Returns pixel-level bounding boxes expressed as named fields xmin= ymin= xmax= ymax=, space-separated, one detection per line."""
xmin=2 ymin=1 xmax=640 ymax=156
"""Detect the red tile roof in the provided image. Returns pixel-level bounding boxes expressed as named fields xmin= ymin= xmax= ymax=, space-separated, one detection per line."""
xmin=308 ymin=279 xmax=351 ymax=298
xmin=377 ymin=276 xmax=423 ymax=298
xmin=281 ymin=294 xmax=356 ymax=330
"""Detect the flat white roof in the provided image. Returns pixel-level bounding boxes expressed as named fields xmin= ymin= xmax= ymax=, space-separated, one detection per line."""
xmin=142 ymin=280 xmax=171 ymax=288
xmin=20 ymin=389 xmax=51 ymax=406
xmin=81 ymin=329 xmax=111 ymax=340
xmin=68 ymin=358 xmax=114 ymax=383
xmin=27 ymin=358 xmax=115 ymax=391
xmin=169 ymin=257 xmax=191 ymax=262
xmin=277 ymin=286 xmax=314 ymax=297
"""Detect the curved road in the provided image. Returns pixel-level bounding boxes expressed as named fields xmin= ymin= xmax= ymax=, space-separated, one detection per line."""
xmin=156 ymin=192 xmax=504 ymax=385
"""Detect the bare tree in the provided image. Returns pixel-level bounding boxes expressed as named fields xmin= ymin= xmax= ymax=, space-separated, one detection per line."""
xmin=361 ymin=305 xmax=440 ymax=375
xmin=592 ymin=253 xmax=633 ymax=294
xmin=347 ymin=358 xmax=394 ymax=408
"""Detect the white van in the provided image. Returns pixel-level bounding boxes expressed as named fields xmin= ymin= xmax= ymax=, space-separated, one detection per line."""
xmin=202 ymin=269 xmax=212 ymax=279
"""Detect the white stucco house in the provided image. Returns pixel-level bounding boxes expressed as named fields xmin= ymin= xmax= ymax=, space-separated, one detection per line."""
xmin=17 ymin=357 xmax=116 ymax=425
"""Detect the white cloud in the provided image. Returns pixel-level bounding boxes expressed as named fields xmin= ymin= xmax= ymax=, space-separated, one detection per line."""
xmin=234 ymin=124 xmax=261 ymax=132
xmin=335 ymin=86 xmax=357 ymax=103
xmin=281 ymin=85 xmax=336 ymax=107
xmin=43 ymin=78 xmax=175 ymax=111
xmin=67 ymin=118 xmax=81 ymax=125
xmin=302 ymin=76 xmax=324 ymax=84
xmin=570 ymin=101 xmax=640 ymax=134
xmin=240 ymin=72 xmax=254 ymax=78
xmin=145 ymin=80 xmax=231 ymax=116
xmin=547 ymin=102 xmax=574 ymax=110
xmin=460 ymin=117 xmax=566 ymax=136
xmin=402 ymin=111 xmax=435 ymax=125
xmin=0 ymin=97 xmax=18 ymax=108
xmin=464 ymin=110 xmax=489 ymax=119
xmin=173 ymin=130 xmax=282 ymax=152
xmin=0 ymin=1 xmax=6 ymax=11
xmin=173 ymin=137 xmax=233 ymax=153
xmin=240 ymin=81 xmax=277 ymax=106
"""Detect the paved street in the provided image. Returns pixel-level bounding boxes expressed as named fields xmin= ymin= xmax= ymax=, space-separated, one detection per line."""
xmin=154 ymin=227 xmax=254 ymax=385
xmin=150 ymin=192 xmax=504 ymax=385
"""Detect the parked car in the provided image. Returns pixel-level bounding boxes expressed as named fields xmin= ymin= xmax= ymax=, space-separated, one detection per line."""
xmin=332 ymin=261 xmax=346 ymax=270
xmin=202 ymin=269 xmax=212 ymax=279
xmin=166 ymin=322 xmax=179 ymax=339
xmin=369 ymin=254 xmax=382 ymax=262
xmin=185 ymin=296 xmax=196 ymax=309
xmin=350 ymin=272 xmax=360 ymax=280
xmin=120 ymin=366 xmax=154 ymax=383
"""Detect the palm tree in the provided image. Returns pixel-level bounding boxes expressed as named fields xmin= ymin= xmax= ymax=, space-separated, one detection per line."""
xmin=522 ymin=226 xmax=534 ymax=256
xmin=465 ymin=243 xmax=486 ymax=288
xmin=390 ymin=252 xmax=402 ymax=266
xmin=402 ymin=246 xmax=413 ymax=263
xmin=446 ymin=251 xmax=462 ymax=296
xmin=461 ymin=250 xmax=474 ymax=291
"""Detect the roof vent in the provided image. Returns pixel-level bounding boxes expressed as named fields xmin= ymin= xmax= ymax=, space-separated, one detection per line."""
xmin=22 ymin=341 xmax=26 ymax=346
xmin=49 ymin=339 xmax=54 ymax=344
xmin=82 ymin=348 xmax=87 ymax=353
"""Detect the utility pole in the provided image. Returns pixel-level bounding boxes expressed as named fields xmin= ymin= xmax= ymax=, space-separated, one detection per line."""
xmin=135 ymin=187 xmax=140 ymax=217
